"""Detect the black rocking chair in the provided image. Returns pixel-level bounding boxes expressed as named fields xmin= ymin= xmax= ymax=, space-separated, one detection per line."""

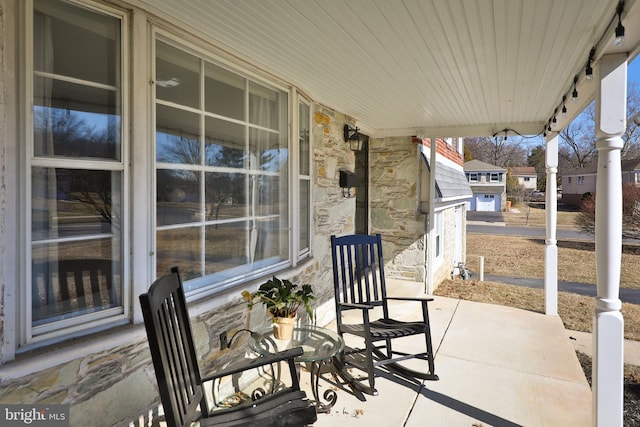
xmin=330 ymin=234 xmax=438 ymax=395
xmin=139 ymin=267 xmax=317 ymax=427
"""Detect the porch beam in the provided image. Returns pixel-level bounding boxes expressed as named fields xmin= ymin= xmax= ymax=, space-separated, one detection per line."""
xmin=593 ymin=53 xmax=626 ymax=427
xmin=544 ymin=134 xmax=558 ymax=316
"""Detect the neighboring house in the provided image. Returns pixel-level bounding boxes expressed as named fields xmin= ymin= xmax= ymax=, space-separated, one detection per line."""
xmin=510 ymin=166 xmax=538 ymax=192
xmin=464 ymin=160 xmax=507 ymax=212
xmin=561 ymin=158 xmax=640 ymax=206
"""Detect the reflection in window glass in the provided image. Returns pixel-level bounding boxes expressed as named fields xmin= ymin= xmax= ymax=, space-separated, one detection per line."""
xmin=204 ymin=223 xmax=248 ymax=275
xmin=205 ymin=117 xmax=245 ymax=167
xmin=299 ymin=102 xmax=310 ymax=176
xmin=249 ymin=128 xmax=286 ymax=172
xmin=205 ymin=62 xmax=245 ymax=120
xmin=32 ymin=168 xmax=120 ymax=240
xmin=249 ymin=81 xmax=279 ymax=129
xmin=156 ymin=227 xmax=201 ymax=281
xmin=156 ymin=41 xmax=199 ymax=108
xmin=34 ymin=79 xmax=120 ymax=160
xmin=156 ymin=169 xmax=201 ymax=226
xmin=155 ymin=38 xmax=289 ymax=289
xmin=31 ymin=241 xmax=122 ymax=325
xmin=205 ymin=172 xmax=245 ymax=221
xmin=299 ymin=181 xmax=310 ymax=251
xmin=156 ymin=105 xmax=201 ymax=164
xmin=34 ymin=0 xmax=119 ymax=85
xmin=31 ymin=0 xmax=124 ymax=336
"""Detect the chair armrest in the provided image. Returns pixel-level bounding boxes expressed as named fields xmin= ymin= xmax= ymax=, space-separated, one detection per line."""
xmin=338 ymin=302 xmax=375 ymax=310
xmin=385 ymin=296 xmax=434 ymax=302
xmin=202 ymin=347 xmax=303 ymax=382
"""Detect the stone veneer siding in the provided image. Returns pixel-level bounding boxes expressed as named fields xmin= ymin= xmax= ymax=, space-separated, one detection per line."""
xmin=369 ymin=136 xmax=427 ymax=282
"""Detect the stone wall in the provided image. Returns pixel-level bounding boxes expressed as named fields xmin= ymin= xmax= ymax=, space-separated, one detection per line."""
xmin=369 ymin=136 xmax=427 ymax=282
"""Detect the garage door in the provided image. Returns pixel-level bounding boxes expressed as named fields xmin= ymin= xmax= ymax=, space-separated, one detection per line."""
xmin=476 ymin=194 xmax=499 ymax=211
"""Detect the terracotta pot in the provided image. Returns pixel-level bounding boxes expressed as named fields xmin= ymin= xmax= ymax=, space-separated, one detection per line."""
xmin=272 ymin=315 xmax=296 ymax=340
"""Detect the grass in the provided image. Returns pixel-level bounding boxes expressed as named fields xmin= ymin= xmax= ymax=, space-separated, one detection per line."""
xmin=464 ymin=233 xmax=640 ymax=289
xmin=455 ymin=230 xmax=640 ymax=338
xmin=504 ymin=203 xmax=579 ymax=228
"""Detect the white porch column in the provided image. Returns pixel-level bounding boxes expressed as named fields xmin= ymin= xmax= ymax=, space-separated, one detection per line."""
xmin=593 ymin=53 xmax=626 ymax=427
xmin=544 ymin=135 xmax=558 ymax=316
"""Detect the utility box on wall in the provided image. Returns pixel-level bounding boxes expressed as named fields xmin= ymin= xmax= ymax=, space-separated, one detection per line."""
xmin=339 ymin=170 xmax=356 ymax=188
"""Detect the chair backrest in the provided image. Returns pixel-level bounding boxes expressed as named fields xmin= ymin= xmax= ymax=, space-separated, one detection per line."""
xmin=139 ymin=267 xmax=207 ymax=427
xmin=331 ymin=234 xmax=389 ymax=316
xmin=32 ymin=259 xmax=119 ymax=312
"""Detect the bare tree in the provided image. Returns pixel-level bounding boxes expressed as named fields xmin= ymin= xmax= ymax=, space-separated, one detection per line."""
xmin=464 ymin=136 xmax=527 ymax=167
xmin=558 ymin=102 xmax=597 ymax=169
xmin=622 ymin=82 xmax=640 ymax=159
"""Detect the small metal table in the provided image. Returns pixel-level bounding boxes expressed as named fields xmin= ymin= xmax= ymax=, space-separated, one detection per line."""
xmin=249 ymin=325 xmax=345 ymax=413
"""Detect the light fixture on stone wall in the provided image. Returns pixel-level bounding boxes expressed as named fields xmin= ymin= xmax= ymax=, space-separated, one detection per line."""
xmin=343 ymin=124 xmax=364 ymax=151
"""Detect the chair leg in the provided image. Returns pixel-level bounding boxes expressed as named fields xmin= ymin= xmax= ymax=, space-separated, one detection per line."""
xmin=364 ymin=334 xmax=377 ymax=393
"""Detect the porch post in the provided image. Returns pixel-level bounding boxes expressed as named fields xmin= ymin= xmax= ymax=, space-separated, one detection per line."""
xmin=593 ymin=53 xmax=626 ymax=427
xmin=544 ymin=134 xmax=558 ymax=315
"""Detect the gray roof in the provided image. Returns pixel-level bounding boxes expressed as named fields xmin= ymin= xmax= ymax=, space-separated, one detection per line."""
xmin=423 ymin=155 xmax=473 ymax=199
xmin=464 ymin=159 xmax=507 ymax=172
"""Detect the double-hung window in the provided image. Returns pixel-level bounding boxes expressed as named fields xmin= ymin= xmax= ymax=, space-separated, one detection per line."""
xmin=28 ymin=0 xmax=127 ymax=343
xmin=154 ymin=38 xmax=290 ymax=293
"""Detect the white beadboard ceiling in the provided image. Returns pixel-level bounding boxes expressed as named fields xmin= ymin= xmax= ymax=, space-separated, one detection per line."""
xmin=138 ymin=0 xmax=640 ymax=138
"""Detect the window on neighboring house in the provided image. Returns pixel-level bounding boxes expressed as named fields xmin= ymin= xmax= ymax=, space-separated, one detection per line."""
xmin=568 ymin=177 xmax=572 ymax=184
xmin=28 ymin=0 xmax=127 ymax=342
xmin=155 ymin=37 xmax=303 ymax=294
xmin=524 ymin=177 xmax=530 ymax=182
xmin=635 ymin=171 xmax=640 ymax=184
xmin=490 ymin=173 xmax=500 ymax=182
xmin=577 ymin=176 xmax=585 ymax=184
xmin=468 ymin=173 xmax=478 ymax=182
xmin=484 ymin=194 xmax=495 ymax=199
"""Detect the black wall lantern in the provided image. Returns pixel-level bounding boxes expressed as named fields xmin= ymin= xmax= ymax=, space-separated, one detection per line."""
xmin=343 ymin=124 xmax=364 ymax=151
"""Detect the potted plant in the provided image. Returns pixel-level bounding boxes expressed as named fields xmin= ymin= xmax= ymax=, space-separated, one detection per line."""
xmin=242 ymin=276 xmax=315 ymax=340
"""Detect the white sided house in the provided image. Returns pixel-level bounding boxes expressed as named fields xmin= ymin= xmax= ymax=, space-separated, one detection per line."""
xmin=510 ymin=166 xmax=538 ymax=192
xmin=463 ymin=160 xmax=507 ymax=212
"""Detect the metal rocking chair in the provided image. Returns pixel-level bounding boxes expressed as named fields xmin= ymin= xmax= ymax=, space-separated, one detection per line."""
xmin=139 ymin=267 xmax=317 ymax=427
xmin=330 ymin=234 xmax=438 ymax=395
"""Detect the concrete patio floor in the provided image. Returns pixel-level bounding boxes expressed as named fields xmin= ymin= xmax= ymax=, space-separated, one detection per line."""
xmin=306 ymin=294 xmax=592 ymax=427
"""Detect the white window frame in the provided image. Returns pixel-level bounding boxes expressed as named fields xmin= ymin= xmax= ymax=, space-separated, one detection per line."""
xmin=21 ymin=0 xmax=130 ymax=348
xmin=490 ymin=173 xmax=499 ymax=182
xmin=468 ymin=173 xmax=478 ymax=183
xmin=578 ymin=176 xmax=585 ymax=184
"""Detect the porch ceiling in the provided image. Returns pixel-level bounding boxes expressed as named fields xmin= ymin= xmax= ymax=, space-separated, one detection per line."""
xmin=139 ymin=0 xmax=640 ymax=138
